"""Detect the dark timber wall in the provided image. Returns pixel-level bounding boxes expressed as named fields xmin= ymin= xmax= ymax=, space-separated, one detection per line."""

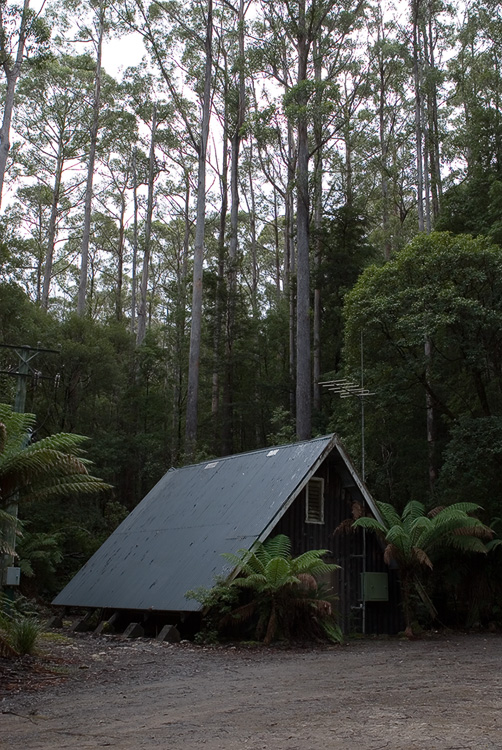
xmin=272 ymin=451 xmax=402 ymax=635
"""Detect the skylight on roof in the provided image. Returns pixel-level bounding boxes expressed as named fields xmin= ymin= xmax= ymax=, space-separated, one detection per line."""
xmin=267 ymin=450 xmax=279 ymax=457
xmin=204 ymin=461 xmax=219 ymax=469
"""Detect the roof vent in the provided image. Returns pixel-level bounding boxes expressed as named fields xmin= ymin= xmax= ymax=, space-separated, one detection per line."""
xmin=306 ymin=477 xmax=325 ymax=524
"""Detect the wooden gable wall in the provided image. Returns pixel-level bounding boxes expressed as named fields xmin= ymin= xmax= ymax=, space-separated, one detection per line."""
xmin=272 ymin=450 xmax=402 ymax=634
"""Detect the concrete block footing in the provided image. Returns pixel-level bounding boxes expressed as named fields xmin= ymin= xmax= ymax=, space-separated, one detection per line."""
xmin=47 ymin=615 xmax=63 ymax=628
xmin=156 ymin=624 xmax=181 ymax=643
xmin=122 ymin=622 xmax=145 ymax=638
xmin=93 ymin=612 xmax=119 ymax=636
xmin=73 ymin=610 xmax=96 ymax=632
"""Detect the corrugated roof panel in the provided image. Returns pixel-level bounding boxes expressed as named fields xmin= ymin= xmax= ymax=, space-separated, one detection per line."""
xmin=53 ymin=436 xmax=337 ymax=611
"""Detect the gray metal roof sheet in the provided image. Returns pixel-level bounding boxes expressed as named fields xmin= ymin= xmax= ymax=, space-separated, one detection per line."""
xmin=53 ymin=434 xmax=373 ymax=612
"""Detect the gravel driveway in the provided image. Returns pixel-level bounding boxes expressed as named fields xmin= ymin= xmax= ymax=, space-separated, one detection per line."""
xmin=2 ymin=632 xmax=501 ymax=749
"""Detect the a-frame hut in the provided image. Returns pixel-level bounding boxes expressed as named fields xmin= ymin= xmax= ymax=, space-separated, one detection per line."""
xmin=53 ymin=435 xmax=401 ymax=634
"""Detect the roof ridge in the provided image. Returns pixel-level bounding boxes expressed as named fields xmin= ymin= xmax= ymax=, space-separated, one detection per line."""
xmin=173 ymin=434 xmax=336 ymax=470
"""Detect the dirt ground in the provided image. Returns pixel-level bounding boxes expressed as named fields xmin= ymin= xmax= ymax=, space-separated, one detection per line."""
xmin=1 ymin=629 xmax=501 ymax=750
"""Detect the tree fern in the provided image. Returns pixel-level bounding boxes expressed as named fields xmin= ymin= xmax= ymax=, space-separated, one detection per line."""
xmin=211 ymin=534 xmax=341 ymax=645
xmin=0 ymin=403 xmax=110 ymax=508
xmin=0 ymin=403 xmax=111 ymax=574
xmin=353 ymin=499 xmax=493 ymax=635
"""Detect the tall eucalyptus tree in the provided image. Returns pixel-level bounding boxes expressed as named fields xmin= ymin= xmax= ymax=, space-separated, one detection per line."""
xmin=94 ymin=104 xmax=138 ymax=322
xmin=0 ymin=0 xmax=50 ymax=207
xmin=76 ymin=0 xmax=106 ymax=316
xmin=136 ymin=102 xmax=157 ymax=346
xmin=119 ymin=0 xmax=215 ymax=456
xmin=210 ymin=0 xmax=250 ymax=454
xmin=13 ymin=54 xmax=95 ymax=308
xmin=259 ymin=0 xmax=365 ymax=440
xmin=441 ymin=0 xmax=502 ymax=240
xmin=408 ymin=0 xmax=450 ymax=231
xmin=407 ymin=0 xmax=452 ymax=487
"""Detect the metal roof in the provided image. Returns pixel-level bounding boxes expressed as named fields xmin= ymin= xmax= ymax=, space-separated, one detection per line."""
xmin=53 ymin=434 xmax=378 ymax=612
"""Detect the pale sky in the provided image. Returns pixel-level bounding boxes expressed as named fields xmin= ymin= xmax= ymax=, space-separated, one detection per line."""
xmin=101 ymin=33 xmax=147 ymax=79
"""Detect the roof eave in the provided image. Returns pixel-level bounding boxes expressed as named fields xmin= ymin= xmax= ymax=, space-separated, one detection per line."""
xmin=332 ymin=434 xmax=384 ymax=524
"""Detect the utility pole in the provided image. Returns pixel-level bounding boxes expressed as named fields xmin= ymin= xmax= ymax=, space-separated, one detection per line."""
xmin=0 ymin=343 xmax=59 ymax=589
xmin=0 ymin=343 xmax=60 ymax=413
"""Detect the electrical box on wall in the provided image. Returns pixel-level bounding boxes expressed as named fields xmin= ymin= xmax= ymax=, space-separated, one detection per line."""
xmin=4 ymin=567 xmax=21 ymax=586
xmin=361 ymin=572 xmax=388 ymax=602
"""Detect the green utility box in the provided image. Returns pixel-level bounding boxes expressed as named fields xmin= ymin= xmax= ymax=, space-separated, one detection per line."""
xmin=361 ymin=572 xmax=389 ymax=602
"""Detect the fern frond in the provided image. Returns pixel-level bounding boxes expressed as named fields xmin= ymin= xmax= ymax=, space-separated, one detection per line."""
xmin=444 ymin=536 xmax=489 ymax=554
xmin=352 ymin=517 xmax=386 ymax=534
xmin=335 ymin=518 xmax=354 ymax=534
xmin=19 ymin=475 xmax=111 ymax=503
xmin=452 ymin=523 xmax=493 ymax=539
xmin=486 ymin=539 xmax=502 ymax=552
xmin=230 ymin=573 xmax=268 ymax=590
xmin=383 ymin=543 xmax=398 ymax=565
xmin=320 ymin=619 xmax=343 ymax=644
xmin=409 ymin=516 xmax=432 ymax=545
xmin=445 ymin=502 xmax=484 ymax=515
xmin=222 ymin=549 xmax=265 ymax=577
xmin=0 ymin=403 xmax=111 ymax=509
xmin=265 ymin=557 xmax=298 ymax=588
xmin=291 ymin=549 xmax=335 ymax=576
xmin=297 ymin=573 xmax=317 ymax=590
xmin=386 ymin=524 xmax=412 ymax=555
xmin=262 ymin=533 xmax=291 ymax=559
xmin=376 ymin=501 xmax=402 ymax=528
xmin=0 ymin=421 xmax=7 ymax=454
xmin=402 ymin=500 xmax=426 ymax=522
xmin=412 ymin=546 xmax=433 ymax=569
xmin=219 ymin=601 xmax=257 ymax=627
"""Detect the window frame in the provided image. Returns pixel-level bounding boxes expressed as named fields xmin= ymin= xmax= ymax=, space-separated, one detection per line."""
xmin=305 ymin=477 xmax=325 ymax=524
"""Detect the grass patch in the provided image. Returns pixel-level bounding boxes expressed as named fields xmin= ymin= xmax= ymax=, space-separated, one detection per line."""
xmin=39 ymin=631 xmax=72 ymax=644
xmin=8 ymin=616 xmax=44 ymax=655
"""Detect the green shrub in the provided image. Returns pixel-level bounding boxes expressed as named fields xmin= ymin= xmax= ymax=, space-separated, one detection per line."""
xmin=8 ymin=616 xmax=44 ymax=655
xmin=0 ymin=594 xmax=44 ymax=655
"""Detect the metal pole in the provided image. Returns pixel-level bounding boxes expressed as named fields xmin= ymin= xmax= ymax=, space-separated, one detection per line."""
xmin=13 ymin=346 xmax=30 ymax=413
xmin=360 ymin=330 xmax=366 ymax=635
xmin=2 ymin=348 xmax=30 ymax=587
xmin=320 ymin=331 xmax=373 ymax=634
xmin=360 ymin=330 xmax=365 ymax=483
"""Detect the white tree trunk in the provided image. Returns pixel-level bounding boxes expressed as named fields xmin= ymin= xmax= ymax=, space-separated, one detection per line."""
xmin=77 ymin=10 xmax=103 ymax=316
xmin=41 ymin=142 xmax=64 ymax=308
xmin=136 ymin=104 xmax=157 ymax=346
xmin=0 ymin=0 xmax=31 ymax=208
xmin=185 ymin=0 xmax=213 ymax=457
xmin=295 ymin=0 xmax=311 ymax=440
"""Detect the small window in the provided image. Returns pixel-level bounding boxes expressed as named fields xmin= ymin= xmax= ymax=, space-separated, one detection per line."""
xmin=306 ymin=477 xmax=324 ymax=524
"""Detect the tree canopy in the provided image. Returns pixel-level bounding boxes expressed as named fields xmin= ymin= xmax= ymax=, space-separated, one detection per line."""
xmin=341 ymin=231 xmax=502 ymax=506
